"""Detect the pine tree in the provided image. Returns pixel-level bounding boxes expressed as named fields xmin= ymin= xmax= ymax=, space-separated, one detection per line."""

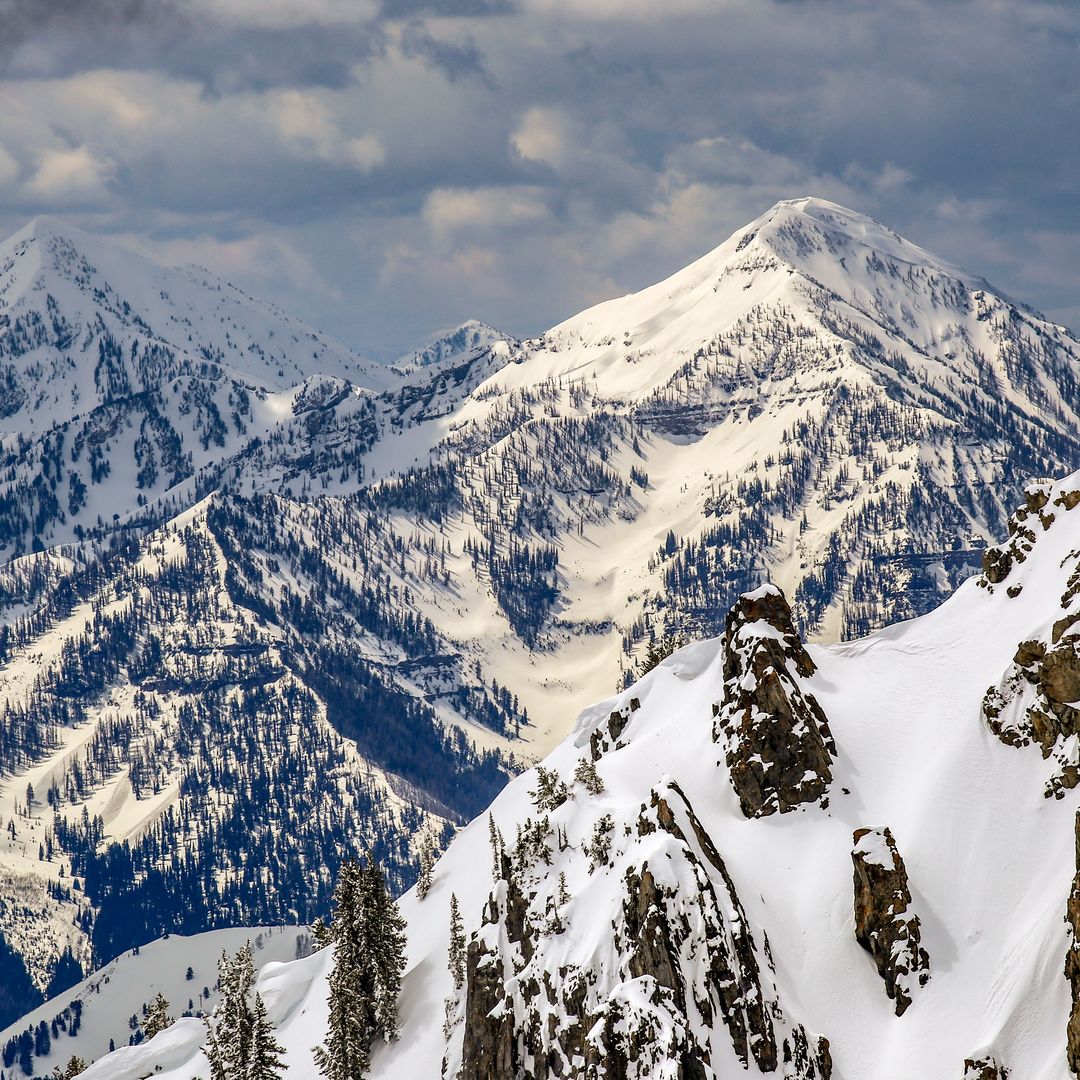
xmin=51 ymin=1056 xmax=86 ymax=1080
xmin=490 ymin=812 xmax=501 ymax=881
xmin=311 ymin=918 xmax=332 ymax=950
xmin=416 ymin=836 xmax=435 ymax=900
xmin=143 ymin=991 xmax=173 ymax=1040
xmin=573 ymin=757 xmax=604 ymax=795
xmin=247 ymin=993 xmax=287 ymax=1080
xmin=314 ymin=856 xmax=408 ymax=1080
xmin=203 ymin=945 xmax=256 ymax=1080
xmin=364 ymin=857 xmax=407 ymax=1043
xmin=221 ymin=945 xmax=256 ymax=1080
xmin=447 ymin=894 xmax=465 ymax=990
xmin=529 ymin=766 xmax=569 ymax=812
xmin=204 ymin=1022 xmax=227 ymax=1080
xmin=314 ymin=862 xmax=371 ymax=1080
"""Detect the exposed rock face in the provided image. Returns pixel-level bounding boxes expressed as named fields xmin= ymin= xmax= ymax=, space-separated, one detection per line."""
xmin=851 ymin=826 xmax=931 ymax=1016
xmin=979 ymin=482 xmax=1079 ymax=590
xmin=1067 ymin=811 xmax=1080 ymax=1076
xmin=980 ymin=484 xmax=1080 ymax=797
xmin=461 ymin=851 xmax=529 ymax=1080
xmin=713 ymin=585 xmax=837 ymax=817
xmin=590 ymin=697 xmax=640 ymax=761
xmin=460 ymin=781 xmax=831 ymax=1079
xmin=963 ymin=1056 xmax=1009 ymax=1080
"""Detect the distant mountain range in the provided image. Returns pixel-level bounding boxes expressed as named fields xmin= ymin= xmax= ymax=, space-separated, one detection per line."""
xmin=0 ymin=197 xmax=1078 ymax=1030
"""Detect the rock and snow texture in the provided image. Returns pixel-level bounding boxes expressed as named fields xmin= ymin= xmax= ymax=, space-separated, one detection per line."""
xmin=69 ymin=467 xmax=1080 ymax=1079
xmin=393 ymin=320 xmax=513 ymax=375
xmin=851 ymin=826 xmax=931 ymax=1016
xmin=712 ymin=585 xmax=836 ymax=817
xmin=3 ymin=199 xmax=1080 ymax=1023
xmin=458 ymin=783 xmax=831 ymax=1080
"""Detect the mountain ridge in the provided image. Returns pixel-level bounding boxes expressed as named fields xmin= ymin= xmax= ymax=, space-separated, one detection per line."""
xmin=44 ymin=465 xmax=1080 ymax=1080
xmin=0 ymin=198 xmax=1077 ymax=1033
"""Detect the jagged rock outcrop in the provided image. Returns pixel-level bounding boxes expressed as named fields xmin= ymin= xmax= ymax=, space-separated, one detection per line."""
xmin=979 ymin=482 xmax=1080 ymax=590
xmin=1067 ymin=811 xmax=1080 ymax=1076
xmin=460 ymin=781 xmax=831 ymax=1079
xmin=851 ymin=826 xmax=931 ymax=1016
xmin=963 ymin=1056 xmax=1009 ymax=1080
xmin=713 ymin=585 xmax=837 ymax=817
xmin=590 ymin=697 xmax=640 ymax=761
xmin=981 ymin=484 xmax=1080 ymax=796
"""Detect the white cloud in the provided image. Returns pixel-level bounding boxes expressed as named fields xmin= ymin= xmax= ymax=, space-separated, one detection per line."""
xmin=119 ymin=231 xmax=344 ymax=301
xmin=23 ymin=146 xmax=113 ymax=205
xmin=272 ymin=89 xmax=384 ymax=172
xmin=422 ymin=186 xmax=549 ymax=238
xmin=510 ymin=108 xmax=575 ymax=170
xmin=0 ymin=145 xmax=18 ymax=186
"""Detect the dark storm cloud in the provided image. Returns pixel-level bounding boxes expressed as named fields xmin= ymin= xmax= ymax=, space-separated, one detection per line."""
xmin=0 ymin=0 xmax=182 ymax=70
xmin=381 ymin=0 xmax=515 ymax=15
xmin=0 ymin=0 xmax=1077 ymax=355
xmin=399 ymin=20 xmax=492 ymax=83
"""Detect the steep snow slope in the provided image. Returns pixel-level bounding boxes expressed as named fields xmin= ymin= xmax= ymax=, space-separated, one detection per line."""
xmin=77 ymin=468 xmax=1080 ymax=1080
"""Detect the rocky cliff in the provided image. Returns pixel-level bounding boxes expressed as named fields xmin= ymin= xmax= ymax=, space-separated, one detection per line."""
xmin=712 ymin=586 xmax=836 ymax=817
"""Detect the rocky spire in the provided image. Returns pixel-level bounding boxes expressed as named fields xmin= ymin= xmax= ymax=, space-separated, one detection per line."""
xmin=713 ymin=585 xmax=837 ymax=817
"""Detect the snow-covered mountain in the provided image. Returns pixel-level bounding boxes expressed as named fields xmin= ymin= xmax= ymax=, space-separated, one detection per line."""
xmin=0 ymin=215 xmax=393 ymax=558
xmin=1 ymin=198 xmax=1079 ymax=1028
xmin=392 ymin=319 xmax=513 ymax=375
xmin=65 ymin=468 xmax=1080 ymax=1079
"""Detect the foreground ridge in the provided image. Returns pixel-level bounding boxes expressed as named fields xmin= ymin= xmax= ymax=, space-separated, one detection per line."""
xmin=25 ymin=466 xmax=1080 ymax=1079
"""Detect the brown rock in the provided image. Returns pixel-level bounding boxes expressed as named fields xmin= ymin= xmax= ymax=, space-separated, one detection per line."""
xmin=714 ymin=586 xmax=836 ymax=818
xmin=982 ymin=546 xmax=1013 ymax=584
xmin=851 ymin=826 xmax=931 ymax=1016
xmin=1041 ymin=643 xmax=1080 ymax=706
xmin=963 ymin=1055 xmax=1008 ymax=1080
xmin=1067 ymin=811 xmax=1080 ymax=1075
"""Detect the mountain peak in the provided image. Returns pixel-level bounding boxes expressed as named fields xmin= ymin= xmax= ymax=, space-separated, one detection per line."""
xmin=737 ymin=195 xmax=968 ymax=283
xmin=394 ymin=318 xmax=513 ymax=373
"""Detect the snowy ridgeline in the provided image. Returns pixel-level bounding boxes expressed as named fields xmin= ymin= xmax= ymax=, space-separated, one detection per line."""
xmin=57 ymin=469 xmax=1080 ymax=1079
xmin=1 ymin=197 xmax=1080 ymax=1033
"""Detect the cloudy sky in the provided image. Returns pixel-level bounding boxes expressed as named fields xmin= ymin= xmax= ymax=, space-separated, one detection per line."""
xmin=0 ymin=0 xmax=1077 ymax=358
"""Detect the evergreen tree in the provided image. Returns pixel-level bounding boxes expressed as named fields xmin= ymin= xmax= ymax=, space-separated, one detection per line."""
xmin=572 ymin=757 xmax=604 ymax=795
xmin=447 ymin=894 xmax=465 ymax=990
xmin=247 ymin=993 xmax=287 ymax=1080
xmin=204 ymin=1022 xmax=228 ymax=1080
xmin=416 ymin=836 xmax=435 ymax=901
xmin=202 ymin=945 xmax=256 ymax=1080
xmin=638 ymin=633 xmax=684 ymax=678
xmin=311 ymin=918 xmax=332 ymax=950
xmin=314 ymin=862 xmax=370 ymax=1080
xmin=222 ymin=945 xmax=255 ymax=1080
xmin=529 ymin=766 xmax=569 ymax=812
xmin=314 ymin=856 xmax=407 ymax=1080
xmin=487 ymin=814 xmax=500 ymax=881
xmin=51 ymin=1055 xmax=87 ymax=1080
xmin=143 ymin=991 xmax=173 ymax=1040
xmin=364 ymin=857 xmax=407 ymax=1042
